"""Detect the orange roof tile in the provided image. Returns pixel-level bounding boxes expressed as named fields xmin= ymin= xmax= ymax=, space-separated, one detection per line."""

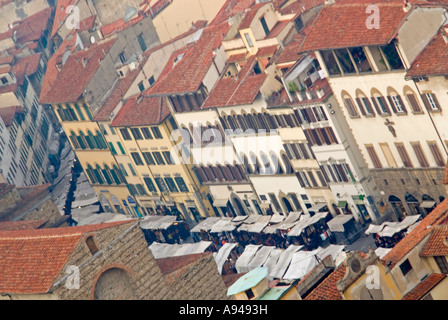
xmin=51 ymin=0 xmax=79 ymax=38
xmin=210 ymin=0 xmax=256 ymax=26
xmin=382 ymin=200 xmax=448 ymax=269
xmin=201 ymin=56 xmax=267 ymax=109
xmin=147 ymin=23 xmax=230 ymax=96
xmin=0 ymin=220 xmax=135 ymax=294
xmin=39 ymin=38 xmax=117 ymax=104
xmin=300 ymin=1 xmax=410 ymax=52
xmin=303 ymin=263 xmax=345 ymax=300
xmin=406 ymin=28 xmax=448 ymax=78
xmin=402 ymin=273 xmax=446 ymax=300
xmin=420 ymin=225 xmax=448 ymax=257
xmin=0 ymin=220 xmax=48 ymax=231
xmin=110 ymin=94 xmax=170 ymax=127
xmin=0 ymin=106 xmax=25 ymax=126
xmin=238 ymin=3 xmax=269 ymax=29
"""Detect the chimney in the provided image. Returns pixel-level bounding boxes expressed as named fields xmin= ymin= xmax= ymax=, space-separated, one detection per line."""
xmin=402 ymin=0 xmax=411 ymax=12
xmin=443 ymin=27 xmax=448 ymax=44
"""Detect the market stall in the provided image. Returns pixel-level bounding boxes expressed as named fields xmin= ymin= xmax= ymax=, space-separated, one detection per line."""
xmin=139 ymin=215 xmax=190 ymax=244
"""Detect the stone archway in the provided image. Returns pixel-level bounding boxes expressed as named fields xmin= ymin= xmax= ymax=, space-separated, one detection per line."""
xmin=93 ymin=267 xmax=136 ymax=300
xmin=388 ymin=195 xmax=405 ymax=221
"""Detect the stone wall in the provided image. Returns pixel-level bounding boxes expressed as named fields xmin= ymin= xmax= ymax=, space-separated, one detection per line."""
xmin=52 ymin=222 xmax=172 ymax=300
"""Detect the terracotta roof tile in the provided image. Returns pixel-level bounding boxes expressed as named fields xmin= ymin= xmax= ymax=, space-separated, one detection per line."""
xmin=0 ymin=220 xmax=48 ymax=231
xmin=300 ymin=1 xmax=410 ymax=52
xmin=304 ymin=263 xmax=345 ymax=300
xmin=210 ymin=0 xmax=256 ymax=26
xmin=420 ymin=225 xmax=448 ymax=257
xmin=12 ymin=53 xmax=41 ymax=85
xmin=406 ymin=29 xmax=448 ymax=78
xmin=381 ymin=200 xmax=448 ymax=269
xmin=0 ymin=220 xmax=135 ymax=294
xmin=0 ymin=106 xmax=25 ymax=126
xmin=202 ymin=56 xmax=267 ymax=109
xmin=51 ymin=0 xmax=79 ymax=38
xmin=402 ymin=273 xmax=446 ymax=300
xmin=110 ymin=94 xmax=170 ymax=127
xmin=147 ymin=23 xmax=230 ymax=96
xmin=238 ymin=3 xmax=269 ymax=29
xmin=39 ymin=38 xmax=117 ymax=104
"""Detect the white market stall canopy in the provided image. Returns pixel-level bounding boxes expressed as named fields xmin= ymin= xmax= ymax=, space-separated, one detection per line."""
xmin=210 ymin=217 xmax=241 ymax=233
xmin=214 ymin=242 xmax=239 ymax=274
xmin=287 ymin=212 xmax=329 ymax=237
xmin=149 ymin=241 xmax=213 ymax=259
xmin=235 ymin=244 xmax=262 ymax=273
xmin=246 ymin=246 xmax=277 ymax=271
xmin=139 ymin=215 xmax=179 ymax=230
xmin=269 ymin=245 xmax=303 ymax=280
xmin=190 ymin=217 xmax=221 ymax=233
xmin=75 ymin=211 xmax=130 ymax=226
xmin=365 ymin=215 xmax=421 ymax=237
xmin=327 ymin=215 xmax=354 ymax=233
xmin=237 ymin=215 xmax=272 ymax=233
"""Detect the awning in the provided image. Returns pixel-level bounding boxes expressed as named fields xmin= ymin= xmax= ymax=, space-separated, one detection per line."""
xmin=377 ymin=215 xmax=421 ymax=237
xmin=420 ymin=201 xmax=436 ymax=209
xmin=213 ymin=199 xmax=229 ymax=207
xmin=327 ymin=214 xmax=354 ymax=233
xmin=210 ymin=218 xmax=239 ymax=233
xmin=337 ymin=201 xmax=347 ymax=208
xmin=287 ymin=212 xmax=329 ymax=237
xmin=149 ymin=241 xmax=213 ymax=259
xmin=235 ymin=244 xmax=261 ymax=273
xmin=237 ymin=215 xmax=271 ymax=233
xmin=308 ymin=203 xmax=327 ymax=213
xmin=214 ymin=242 xmax=238 ymax=274
xmin=139 ymin=215 xmax=178 ymax=230
xmin=190 ymin=217 xmax=221 ymax=233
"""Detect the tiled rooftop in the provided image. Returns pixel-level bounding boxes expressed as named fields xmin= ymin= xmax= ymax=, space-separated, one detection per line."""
xmin=303 ymin=263 xmax=345 ymax=300
xmin=420 ymin=225 xmax=448 ymax=257
xmin=299 ymin=1 xmax=410 ymax=52
xmin=402 ymin=273 xmax=446 ymax=300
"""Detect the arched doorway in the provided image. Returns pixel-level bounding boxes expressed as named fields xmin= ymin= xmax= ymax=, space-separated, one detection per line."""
xmin=232 ymin=196 xmax=247 ymax=216
xmin=282 ymin=197 xmax=294 ymax=214
xmin=388 ymin=195 xmax=405 ymax=221
xmin=405 ymin=192 xmax=420 ymax=216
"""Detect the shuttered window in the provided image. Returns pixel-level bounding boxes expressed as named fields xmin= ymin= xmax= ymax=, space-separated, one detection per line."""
xmin=366 ymin=145 xmax=382 ymax=169
xmin=395 ymin=143 xmax=413 ymax=168
xmin=411 ymin=142 xmax=429 ymax=168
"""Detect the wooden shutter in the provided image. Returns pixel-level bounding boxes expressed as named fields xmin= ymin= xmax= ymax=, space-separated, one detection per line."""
xmin=428 ymin=142 xmax=445 ymax=167
xmin=371 ymin=97 xmax=382 ymax=115
xmin=406 ymin=94 xmax=421 ymax=113
xmin=387 ymin=96 xmax=398 ymax=113
xmin=411 ymin=143 xmax=429 ymax=167
xmin=395 ymin=144 xmax=413 ymax=168
xmin=355 ymin=97 xmax=367 ymax=116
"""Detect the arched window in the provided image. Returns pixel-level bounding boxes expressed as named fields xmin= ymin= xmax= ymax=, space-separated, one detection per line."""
xmin=86 ymin=164 xmax=97 ymax=184
xmin=282 ymin=154 xmax=294 ymax=174
xmin=341 ymin=91 xmax=359 ymax=117
xmin=386 ymin=87 xmax=407 ymax=114
xmin=111 ymin=165 xmax=123 ymax=184
xmin=260 ymin=152 xmax=272 ymax=175
xmin=94 ymin=165 xmax=105 ymax=184
xmin=370 ymin=88 xmax=391 ymax=115
xmin=102 ymin=165 xmax=114 ymax=185
xmin=69 ymin=131 xmax=80 ymax=149
xmin=77 ymin=131 xmax=87 ymax=150
xmin=84 ymin=130 xmax=95 ymax=149
xmin=403 ymin=86 xmax=422 ymax=113
xmin=95 ymin=130 xmax=108 ymax=149
xmin=270 ymin=153 xmax=284 ymax=174
xmin=250 ymin=153 xmax=262 ymax=174
xmin=88 ymin=130 xmax=99 ymax=149
xmin=355 ymin=89 xmax=375 ymax=116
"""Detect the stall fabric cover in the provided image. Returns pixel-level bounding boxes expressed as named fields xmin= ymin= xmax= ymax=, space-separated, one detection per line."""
xmin=235 ymin=244 xmax=262 ymax=273
xmin=214 ymin=242 xmax=238 ymax=274
xmin=148 ymin=241 xmax=213 ymax=259
xmin=262 ymin=248 xmax=283 ymax=280
xmin=375 ymin=247 xmax=392 ymax=259
xmin=316 ymin=244 xmax=345 ymax=261
xmin=282 ymin=250 xmax=320 ymax=280
xmin=262 ymin=214 xmax=287 ymax=234
xmin=274 ymin=212 xmax=302 ymax=231
xmin=76 ymin=211 xmax=131 ymax=226
xmin=327 ymin=215 xmax=354 ymax=233
xmin=378 ymin=215 xmax=421 ymax=237
xmin=246 ymin=246 xmax=277 ymax=272
xmin=190 ymin=217 xmax=221 ymax=233
xmin=210 ymin=218 xmax=240 ymax=233
xmin=287 ymin=212 xmax=329 ymax=237
xmin=269 ymin=245 xmax=303 ymax=279
xmin=139 ymin=215 xmax=178 ymax=230
xmin=237 ymin=215 xmax=271 ymax=233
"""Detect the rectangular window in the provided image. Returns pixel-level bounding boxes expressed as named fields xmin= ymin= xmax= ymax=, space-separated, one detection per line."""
xmin=406 ymin=94 xmax=422 ymax=113
xmin=118 ymin=163 xmax=128 ymax=177
xmin=119 ymin=52 xmax=126 ymax=64
xmin=163 ymin=151 xmax=175 ymax=165
xmin=130 ymin=152 xmax=144 ymax=166
xmin=388 ymin=95 xmax=406 ymax=113
xmin=137 ymin=33 xmax=147 ymax=52
xmin=395 ymin=143 xmax=413 ymax=168
xmin=130 ymin=128 xmax=143 ymax=140
xmin=399 ymin=259 xmax=413 ymax=276
xmin=375 ymin=96 xmax=390 ymax=114
xmin=108 ymin=142 xmax=117 ymax=155
xmin=244 ymin=33 xmax=254 ymax=47
xmin=148 ymin=76 xmax=155 ymax=87
xmin=175 ymin=177 xmax=189 ymax=192
xmin=165 ymin=177 xmax=179 ymax=192
xmin=151 ymin=127 xmax=163 ymax=139
xmin=141 ymin=127 xmax=153 ymax=139
xmin=143 ymin=177 xmax=157 ymax=193
xmin=120 ymin=128 xmax=132 ymax=140
xmin=260 ymin=16 xmax=270 ymax=36
xmin=428 ymin=142 xmax=445 ymax=167
xmin=366 ymin=145 xmax=382 ymax=169
xmin=142 ymin=152 xmax=156 ymax=165
xmin=138 ymin=81 xmax=145 ymax=92
xmin=268 ymin=193 xmax=282 ymax=212
xmin=411 ymin=142 xmax=429 ymax=168
xmin=153 ymin=152 xmax=166 ymax=165
xmin=117 ymin=142 xmax=126 ymax=154
xmin=154 ymin=177 xmax=169 ymax=193
xmin=379 ymin=143 xmax=397 ymax=168
xmin=435 ymin=256 xmax=448 ymax=274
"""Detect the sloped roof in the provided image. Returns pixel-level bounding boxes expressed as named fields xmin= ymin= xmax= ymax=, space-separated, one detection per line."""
xmin=0 ymin=220 xmax=135 ymax=294
xmin=0 ymin=220 xmax=47 ymax=231
xmin=299 ymin=1 xmax=411 ymax=52
xmin=303 ymin=263 xmax=345 ymax=300
xmin=420 ymin=225 xmax=448 ymax=257
xmin=402 ymin=273 xmax=446 ymax=300
xmin=12 ymin=53 xmax=41 ymax=85
xmin=110 ymin=94 xmax=170 ymax=127
xmin=39 ymin=38 xmax=117 ymax=104
xmin=381 ymin=199 xmax=448 ymax=269
xmin=51 ymin=0 xmax=79 ymax=38
xmin=201 ymin=56 xmax=267 ymax=109
xmin=146 ymin=23 xmax=230 ymax=96
xmin=406 ymin=28 xmax=448 ymax=78
xmin=0 ymin=106 xmax=25 ymax=126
